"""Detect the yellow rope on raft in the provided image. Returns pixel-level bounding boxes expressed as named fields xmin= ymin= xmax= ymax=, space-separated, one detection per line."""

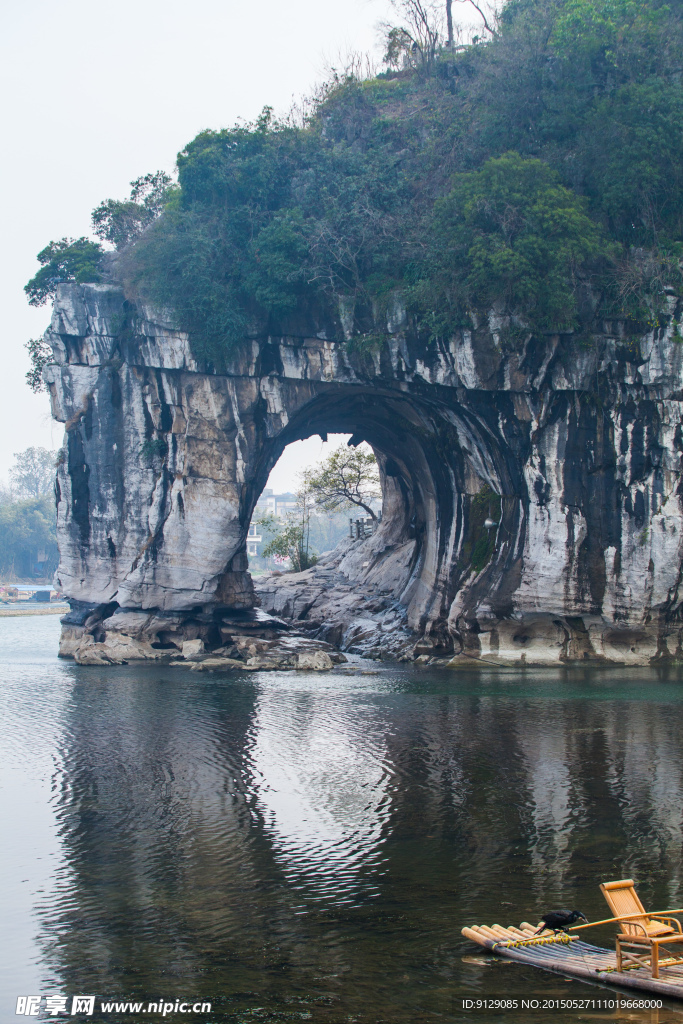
xmin=599 ymin=958 xmax=682 ymax=974
xmin=491 ymin=933 xmax=579 ymax=950
xmin=599 ymin=963 xmax=642 ymax=973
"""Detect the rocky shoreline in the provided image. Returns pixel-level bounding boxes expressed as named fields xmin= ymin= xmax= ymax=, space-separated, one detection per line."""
xmin=254 ymin=544 xmax=418 ymax=661
xmin=59 ymin=603 xmax=348 ymax=672
xmin=56 ymin=535 xmax=427 ymax=672
xmin=57 ymin=526 xmax=683 ymax=670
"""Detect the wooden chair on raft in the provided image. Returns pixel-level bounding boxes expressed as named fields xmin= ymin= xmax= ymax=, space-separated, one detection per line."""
xmin=600 ymin=879 xmax=683 ymax=978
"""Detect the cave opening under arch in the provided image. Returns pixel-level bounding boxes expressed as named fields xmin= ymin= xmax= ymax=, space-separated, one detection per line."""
xmin=235 ymin=385 xmax=520 ymax=647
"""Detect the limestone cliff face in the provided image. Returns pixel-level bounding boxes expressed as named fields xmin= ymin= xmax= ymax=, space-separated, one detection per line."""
xmin=45 ymin=282 xmax=683 ymax=664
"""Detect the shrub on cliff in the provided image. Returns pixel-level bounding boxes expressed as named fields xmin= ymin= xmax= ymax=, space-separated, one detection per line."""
xmin=25 ymin=238 xmax=104 ymax=306
xmin=24 ymin=338 xmax=52 ymax=393
xmin=119 ymin=104 xmax=409 ymax=358
xmin=415 ymin=153 xmax=616 ymax=333
xmin=24 ymin=174 xmax=175 ymax=309
xmin=92 ymin=171 xmax=177 ymax=249
xmin=122 ymin=117 xmax=311 ymax=358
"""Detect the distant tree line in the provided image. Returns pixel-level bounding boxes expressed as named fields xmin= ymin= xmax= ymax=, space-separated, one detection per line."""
xmin=0 ymin=448 xmax=58 ymax=579
xmin=25 ymin=0 xmax=683 ymax=370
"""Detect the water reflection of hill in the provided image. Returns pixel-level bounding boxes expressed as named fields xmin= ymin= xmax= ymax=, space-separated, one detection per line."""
xmin=39 ymin=663 xmax=683 ymax=1021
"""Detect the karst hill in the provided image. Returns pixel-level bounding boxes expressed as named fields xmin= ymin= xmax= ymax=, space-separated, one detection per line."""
xmin=31 ymin=0 xmax=683 ymax=664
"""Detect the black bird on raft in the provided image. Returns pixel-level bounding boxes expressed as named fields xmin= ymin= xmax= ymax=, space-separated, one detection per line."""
xmin=535 ymin=910 xmax=587 ymax=934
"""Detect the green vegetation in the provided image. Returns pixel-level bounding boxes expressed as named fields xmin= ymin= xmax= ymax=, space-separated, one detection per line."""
xmin=25 ymin=238 xmax=104 ymax=306
xmin=23 ymin=173 xmax=174 ymax=311
xmin=9 ymin=447 xmax=57 ymax=498
xmin=253 ymin=444 xmax=380 ymax=570
xmin=420 ymin=152 xmax=615 ymax=334
xmin=260 ymin=487 xmax=320 ymax=573
xmin=462 ymin=485 xmax=502 ymax=574
xmin=0 ymin=449 xmax=59 ymax=578
xmin=26 ymin=0 xmax=683 ymax=360
xmin=25 ymin=337 xmax=52 ymax=393
xmin=251 ymin=505 xmax=356 ymax=571
xmin=140 ymin=438 xmax=169 ymax=461
xmin=0 ymin=499 xmax=58 ymax=578
xmin=92 ymin=172 xmax=176 ymax=249
xmin=261 ymin=519 xmax=319 ymax=573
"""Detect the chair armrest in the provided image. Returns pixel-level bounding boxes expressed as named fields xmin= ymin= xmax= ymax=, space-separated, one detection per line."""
xmin=652 ymin=917 xmax=683 ymax=933
xmin=618 ymin=922 xmax=648 ymax=938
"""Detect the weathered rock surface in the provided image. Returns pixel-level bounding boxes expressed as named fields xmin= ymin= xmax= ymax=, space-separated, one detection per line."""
xmin=63 ymin=600 xmax=345 ymax=671
xmin=254 ymin=542 xmax=416 ymax=659
xmin=181 ymin=638 xmax=205 ymax=661
xmin=73 ymin=631 xmax=165 ymax=665
xmin=44 ymin=282 xmax=683 ymax=665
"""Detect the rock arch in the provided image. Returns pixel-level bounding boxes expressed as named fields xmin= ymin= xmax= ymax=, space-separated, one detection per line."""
xmin=46 ymin=283 xmax=683 ymax=664
xmin=253 ymin=385 xmax=525 ymax=637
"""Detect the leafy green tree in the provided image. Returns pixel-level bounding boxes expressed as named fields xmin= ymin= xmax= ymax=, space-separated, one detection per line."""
xmin=10 ymin=447 xmax=57 ymax=499
xmin=243 ymin=209 xmax=309 ymax=316
xmin=0 ymin=449 xmax=59 ymax=577
xmin=306 ymin=443 xmax=381 ymax=520
xmin=24 ymin=338 xmax=52 ymax=393
xmin=252 ymin=509 xmax=283 ymax=552
xmin=24 ymin=238 xmax=104 ymax=306
xmin=92 ymin=171 xmax=176 ymax=249
xmin=261 ymin=521 xmax=319 ymax=572
xmin=425 ymin=153 xmax=614 ymax=331
xmin=260 ymin=475 xmax=320 ymax=571
xmin=580 ymin=83 xmax=683 ymax=247
xmin=119 ymin=113 xmax=309 ymax=359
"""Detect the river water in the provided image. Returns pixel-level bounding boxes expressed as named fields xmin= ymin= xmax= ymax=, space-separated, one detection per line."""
xmin=3 ymin=615 xmax=683 ymax=1023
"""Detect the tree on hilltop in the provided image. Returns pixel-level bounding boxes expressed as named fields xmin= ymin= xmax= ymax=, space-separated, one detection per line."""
xmin=92 ymin=171 xmax=177 ymax=250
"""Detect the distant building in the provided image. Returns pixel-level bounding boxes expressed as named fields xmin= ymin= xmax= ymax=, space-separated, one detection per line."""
xmin=246 ymin=521 xmax=262 ymax=558
xmin=256 ymin=491 xmax=298 ymax=520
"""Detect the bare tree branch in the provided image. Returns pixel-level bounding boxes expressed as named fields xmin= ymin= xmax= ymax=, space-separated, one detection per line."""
xmin=456 ymin=0 xmax=497 ymax=37
xmin=387 ymin=0 xmax=443 ymax=65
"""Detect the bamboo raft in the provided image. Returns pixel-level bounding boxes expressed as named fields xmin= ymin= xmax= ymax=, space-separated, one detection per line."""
xmin=462 ymin=922 xmax=683 ymax=999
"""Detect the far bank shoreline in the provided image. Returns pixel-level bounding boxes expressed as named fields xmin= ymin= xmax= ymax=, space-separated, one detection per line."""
xmin=0 ymin=605 xmax=69 ymax=617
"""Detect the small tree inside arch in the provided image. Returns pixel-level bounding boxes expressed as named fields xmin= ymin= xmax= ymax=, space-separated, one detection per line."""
xmin=306 ymin=442 xmax=381 ymax=522
xmin=259 ymin=481 xmax=319 ymax=572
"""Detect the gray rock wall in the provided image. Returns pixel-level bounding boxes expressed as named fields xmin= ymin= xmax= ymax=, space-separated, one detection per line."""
xmin=44 ymin=282 xmax=683 ymax=664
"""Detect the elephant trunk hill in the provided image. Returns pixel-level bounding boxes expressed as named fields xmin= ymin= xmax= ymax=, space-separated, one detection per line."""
xmin=45 ymin=282 xmax=683 ymax=667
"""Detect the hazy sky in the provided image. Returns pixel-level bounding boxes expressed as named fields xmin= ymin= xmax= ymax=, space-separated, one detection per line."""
xmin=1 ymin=0 xmax=404 ymax=484
xmin=0 ymin=0 xmax=487 ymax=490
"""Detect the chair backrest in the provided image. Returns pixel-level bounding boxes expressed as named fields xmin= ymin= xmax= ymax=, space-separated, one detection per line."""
xmin=600 ymin=879 xmax=671 ymax=938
